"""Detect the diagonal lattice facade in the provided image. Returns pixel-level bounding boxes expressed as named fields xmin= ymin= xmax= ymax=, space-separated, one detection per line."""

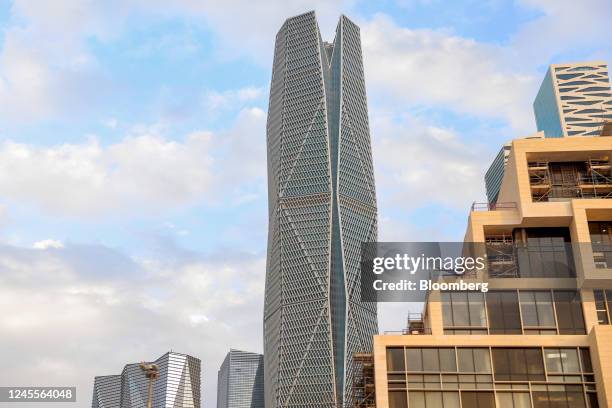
xmin=534 ymin=62 xmax=612 ymax=137
xmin=264 ymin=11 xmax=378 ymax=408
xmin=91 ymin=352 xmax=200 ymax=408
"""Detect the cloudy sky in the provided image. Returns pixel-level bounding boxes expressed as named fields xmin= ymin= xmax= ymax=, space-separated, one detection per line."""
xmin=0 ymin=0 xmax=610 ymax=406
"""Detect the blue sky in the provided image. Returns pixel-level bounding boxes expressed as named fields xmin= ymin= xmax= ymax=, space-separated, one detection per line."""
xmin=0 ymin=0 xmax=610 ymax=406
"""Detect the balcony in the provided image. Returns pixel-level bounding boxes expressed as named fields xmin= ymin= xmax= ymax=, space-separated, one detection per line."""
xmin=471 ymin=202 xmax=517 ymax=212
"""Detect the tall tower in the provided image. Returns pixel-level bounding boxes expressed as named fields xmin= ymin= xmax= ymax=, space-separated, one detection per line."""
xmin=217 ymin=349 xmax=264 ymax=408
xmin=533 ymin=61 xmax=612 ymax=138
xmin=264 ymin=11 xmax=378 ymax=408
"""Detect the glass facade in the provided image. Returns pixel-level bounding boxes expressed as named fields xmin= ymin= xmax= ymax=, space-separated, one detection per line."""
xmin=264 ymin=11 xmax=378 ymax=408
xmin=92 ymin=375 xmax=121 ymax=408
xmin=92 ymin=352 xmax=200 ymax=408
xmin=589 ymin=222 xmax=612 ymax=268
xmin=534 ymin=69 xmax=565 ymax=138
xmin=534 ymin=63 xmax=612 ymax=138
xmin=387 ymin=347 xmax=598 ymax=408
xmin=216 ymin=349 xmax=264 ymax=408
xmin=442 ymin=290 xmax=585 ymax=335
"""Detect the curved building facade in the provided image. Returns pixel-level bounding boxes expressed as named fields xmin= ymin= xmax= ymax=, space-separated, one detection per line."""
xmin=264 ymin=11 xmax=378 ymax=408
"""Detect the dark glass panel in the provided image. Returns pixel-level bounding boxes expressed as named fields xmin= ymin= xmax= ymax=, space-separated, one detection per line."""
xmin=492 ymin=349 xmax=510 ymax=381
xmin=554 ymin=291 xmax=586 ymax=334
xmin=457 ymin=349 xmax=475 ymax=372
xmin=473 ymin=349 xmax=491 ymax=373
xmin=406 ymin=348 xmax=422 ymax=372
xmin=387 ymin=348 xmax=405 ymax=371
xmin=580 ymin=348 xmax=593 ymax=373
xmin=525 ymin=348 xmax=545 ymax=380
xmin=422 ymin=349 xmax=439 ymax=372
xmin=587 ymin=393 xmax=599 ymax=408
xmin=451 ymin=292 xmax=469 ymax=326
xmin=487 ymin=291 xmax=522 ymax=334
xmin=439 ymin=348 xmax=456 ymax=372
xmin=388 ymin=390 xmax=408 ymax=408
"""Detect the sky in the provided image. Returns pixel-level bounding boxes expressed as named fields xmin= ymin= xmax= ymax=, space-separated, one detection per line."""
xmin=0 ymin=0 xmax=610 ymax=407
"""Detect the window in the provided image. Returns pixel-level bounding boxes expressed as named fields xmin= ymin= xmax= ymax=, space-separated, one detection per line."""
xmin=457 ymin=349 xmax=491 ymax=373
xmin=532 ymin=384 xmax=586 ymax=408
xmin=554 ymin=291 xmax=586 ymax=334
xmin=405 ymin=348 xmax=456 ymax=372
xmin=594 ymin=290 xmax=612 ymax=324
xmin=589 ymin=222 xmax=612 ymax=268
xmin=460 ymin=391 xmax=495 ymax=408
xmin=516 ymin=228 xmax=574 ymax=277
xmin=486 ymin=291 xmax=521 ymax=334
xmin=580 ymin=348 xmax=593 ymax=373
xmin=520 ymin=291 xmax=556 ymax=333
xmin=442 ymin=292 xmax=486 ymax=334
xmin=407 ymin=391 xmax=460 ymax=408
xmin=388 ymin=390 xmax=408 ymax=408
xmin=496 ymin=392 xmax=531 ymax=408
xmin=545 ymin=348 xmax=581 ymax=375
xmin=387 ymin=348 xmax=405 ymax=371
xmin=492 ymin=348 xmax=545 ymax=381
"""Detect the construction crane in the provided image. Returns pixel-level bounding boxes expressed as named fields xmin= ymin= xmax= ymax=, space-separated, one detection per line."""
xmin=139 ymin=362 xmax=159 ymax=408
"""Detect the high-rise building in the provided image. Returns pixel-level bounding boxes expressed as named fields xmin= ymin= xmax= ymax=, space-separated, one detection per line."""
xmin=216 ymin=349 xmax=264 ymax=408
xmin=264 ymin=10 xmax=378 ymax=408
xmin=485 ymin=61 xmax=612 ymax=204
xmin=534 ymin=61 xmax=612 ymax=138
xmin=91 ymin=351 xmax=201 ymax=408
xmin=484 ymin=142 xmax=512 ymax=204
xmin=92 ymin=375 xmax=121 ymax=408
xmin=368 ymin=136 xmax=612 ymax=408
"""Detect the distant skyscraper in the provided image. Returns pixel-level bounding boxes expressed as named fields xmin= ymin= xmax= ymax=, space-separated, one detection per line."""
xmin=92 ymin=375 xmax=121 ymax=408
xmin=216 ymin=349 xmax=264 ymax=408
xmin=534 ymin=61 xmax=612 ymax=138
xmin=264 ymin=11 xmax=378 ymax=408
xmin=91 ymin=351 xmax=200 ymax=408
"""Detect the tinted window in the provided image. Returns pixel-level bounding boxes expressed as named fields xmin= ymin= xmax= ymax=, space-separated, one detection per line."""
xmin=492 ymin=348 xmax=544 ymax=381
xmin=387 ymin=348 xmax=405 ymax=371
xmin=554 ymin=291 xmax=586 ymax=334
xmin=487 ymin=291 xmax=521 ymax=334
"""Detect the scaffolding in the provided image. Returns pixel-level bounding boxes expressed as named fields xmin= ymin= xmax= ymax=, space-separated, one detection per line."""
xmin=485 ymin=234 xmax=519 ymax=278
xmin=529 ymin=158 xmax=612 ymax=201
xmin=353 ymin=353 xmax=376 ymax=408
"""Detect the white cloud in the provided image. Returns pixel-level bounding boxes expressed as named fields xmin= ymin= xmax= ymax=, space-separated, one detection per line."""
xmin=0 ymin=107 xmax=267 ymax=217
xmin=0 ymin=242 xmax=266 ymax=408
xmin=33 ymin=239 xmax=65 ymax=250
xmin=204 ymin=86 xmax=266 ymax=114
xmin=373 ymin=112 xmax=485 ymax=211
xmin=361 ymin=14 xmax=537 ymax=133
xmin=512 ymin=0 xmax=612 ymax=62
xmin=0 ymin=133 xmax=213 ymax=216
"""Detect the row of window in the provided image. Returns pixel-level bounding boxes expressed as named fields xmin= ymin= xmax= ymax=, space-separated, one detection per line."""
xmin=388 ymin=388 xmax=599 ymax=408
xmin=387 ymin=347 xmax=593 ymax=379
xmin=441 ymin=290 xmax=585 ymax=335
xmin=387 ymin=347 xmax=597 ymax=408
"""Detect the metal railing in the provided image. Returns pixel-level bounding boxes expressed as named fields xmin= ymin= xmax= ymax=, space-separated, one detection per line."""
xmin=383 ymin=328 xmax=432 ymax=335
xmin=471 ymin=202 xmax=517 ymax=211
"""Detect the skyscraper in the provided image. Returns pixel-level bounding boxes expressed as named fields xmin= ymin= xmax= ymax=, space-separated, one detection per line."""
xmin=91 ymin=351 xmax=201 ymax=408
xmin=486 ymin=61 xmax=612 ymax=204
xmin=534 ymin=61 xmax=612 ymax=138
xmin=92 ymin=375 xmax=121 ymax=408
xmin=264 ymin=11 xmax=378 ymax=408
xmin=369 ymin=135 xmax=612 ymax=408
xmin=216 ymin=349 xmax=264 ymax=408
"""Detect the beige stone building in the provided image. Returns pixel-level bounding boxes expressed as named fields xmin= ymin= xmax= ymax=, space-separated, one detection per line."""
xmin=366 ymin=136 xmax=612 ymax=408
